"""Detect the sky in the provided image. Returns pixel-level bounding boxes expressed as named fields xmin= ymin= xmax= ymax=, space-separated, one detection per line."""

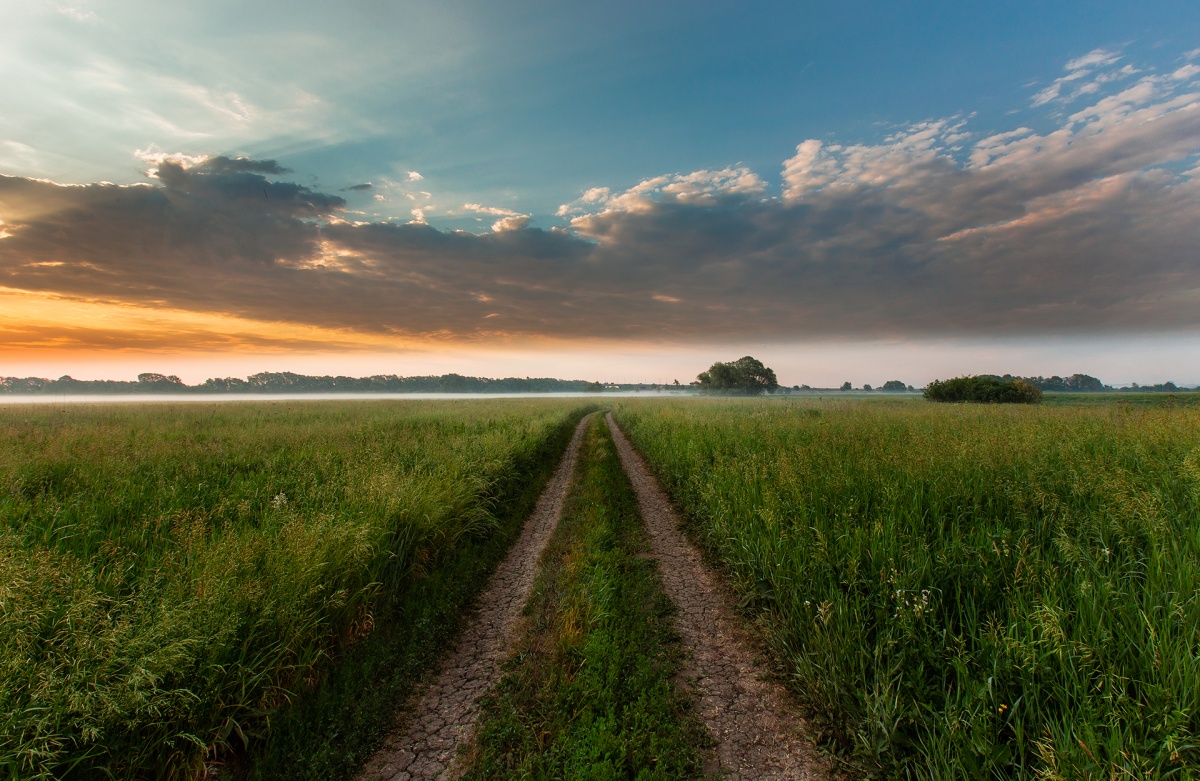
xmin=2 ymin=0 xmax=1199 ymax=387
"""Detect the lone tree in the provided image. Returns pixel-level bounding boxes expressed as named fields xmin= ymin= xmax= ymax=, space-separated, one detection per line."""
xmin=696 ymin=356 xmax=779 ymax=395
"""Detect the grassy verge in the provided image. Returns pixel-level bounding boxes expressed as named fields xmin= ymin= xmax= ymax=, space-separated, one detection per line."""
xmin=461 ymin=414 xmax=710 ymax=780
xmin=247 ymin=405 xmax=591 ymax=779
xmin=614 ymin=397 xmax=1200 ymax=779
xmin=0 ymin=400 xmax=592 ymax=779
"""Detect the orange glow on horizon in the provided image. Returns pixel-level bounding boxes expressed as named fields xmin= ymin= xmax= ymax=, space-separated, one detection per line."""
xmin=0 ymin=286 xmax=674 ymax=363
xmin=0 ymin=287 xmax=434 ymax=355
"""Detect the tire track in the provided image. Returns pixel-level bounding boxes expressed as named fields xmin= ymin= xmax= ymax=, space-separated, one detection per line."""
xmin=358 ymin=414 xmax=591 ymax=781
xmin=606 ymin=413 xmax=829 ymax=781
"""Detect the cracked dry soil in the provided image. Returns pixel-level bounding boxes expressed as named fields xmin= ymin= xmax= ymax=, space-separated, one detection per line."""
xmin=606 ymin=413 xmax=830 ymax=781
xmin=357 ymin=415 xmax=590 ymax=781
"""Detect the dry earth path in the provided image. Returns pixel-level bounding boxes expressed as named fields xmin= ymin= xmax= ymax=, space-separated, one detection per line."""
xmin=606 ymin=413 xmax=830 ymax=781
xmin=357 ymin=415 xmax=591 ymax=781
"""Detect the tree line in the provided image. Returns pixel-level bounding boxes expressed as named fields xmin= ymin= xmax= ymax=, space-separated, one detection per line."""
xmin=1 ymin=367 xmax=1192 ymax=397
xmin=0 ymin=372 xmax=608 ymax=395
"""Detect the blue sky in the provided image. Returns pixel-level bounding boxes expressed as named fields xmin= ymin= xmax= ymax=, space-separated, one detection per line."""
xmin=2 ymin=1 xmax=1199 ymax=385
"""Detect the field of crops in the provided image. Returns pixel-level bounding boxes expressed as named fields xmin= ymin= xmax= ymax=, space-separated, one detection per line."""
xmin=614 ymin=397 xmax=1200 ymax=779
xmin=0 ymin=399 xmax=588 ymax=779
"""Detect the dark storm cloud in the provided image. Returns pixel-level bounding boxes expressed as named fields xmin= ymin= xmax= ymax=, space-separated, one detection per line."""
xmin=1 ymin=66 xmax=1199 ymax=343
xmin=341 ymin=183 xmax=374 ymax=192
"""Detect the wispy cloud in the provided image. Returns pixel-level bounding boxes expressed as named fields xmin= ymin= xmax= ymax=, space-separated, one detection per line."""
xmin=557 ymin=167 xmax=765 ymax=218
xmin=1030 ymin=48 xmax=1138 ymax=107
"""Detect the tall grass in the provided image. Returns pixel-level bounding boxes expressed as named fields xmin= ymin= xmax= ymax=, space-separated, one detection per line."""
xmin=0 ymin=399 xmax=588 ymax=779
xmin=614 ymin=397 xmax=1200 ymax=779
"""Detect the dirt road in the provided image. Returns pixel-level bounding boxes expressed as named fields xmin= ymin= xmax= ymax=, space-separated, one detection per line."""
xmin=357 ymin=415 xmax=591 ymax=781
xmin=606 ymin=413 xmax=829 ymax=781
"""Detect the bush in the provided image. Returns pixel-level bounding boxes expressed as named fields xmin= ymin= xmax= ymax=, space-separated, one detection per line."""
xmin=924 ymin=376 xmax=1042 ymax=404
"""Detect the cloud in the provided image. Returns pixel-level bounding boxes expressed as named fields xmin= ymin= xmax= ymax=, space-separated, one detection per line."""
xmin=1030 ymin=48 xmax=1138 ymax=107
xmin=199 ymin=156 xmax=291 ymax=176
xmin=134 ymin=147 xmax=210 ymax=170
xmin=1172 ymin=64 xmax=1200 ymax=81
xmin=406 ymin=171 xmax=423 ymax=181
xmin=2 ymin=51 xmax=1199 ymax=346
xmin=462 ymin=202 xmax=524 ymax=217
xmin=55 ymin=5 xmax=97 ymax=22
xmin=341 ymin=182 xmax=374 ymax=192
xmin=558 ymin=167 xmax=765 ymax=218
xmin=582 ymin=187 xmax=610 ymax=202
xmin=1064 ymin=49 xmax=1121 ymax=72
xmin=462 ymin=202 xmax=532 ymax=232
xmin=491 ymin=215 xmax=530 ymax=232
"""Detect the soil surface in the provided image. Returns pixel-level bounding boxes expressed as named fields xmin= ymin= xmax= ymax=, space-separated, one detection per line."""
xmin=357 ymin=415 xmax=591 ymax=781
xmin=606 ymin=413 xmax=830 ymax=781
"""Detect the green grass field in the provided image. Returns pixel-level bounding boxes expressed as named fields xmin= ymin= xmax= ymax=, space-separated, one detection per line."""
xmin=6 ymin=393 xmax=1199 ymax=779
xmin=1041 ymin=392 xmax=1200 ymax=408
xmin=0 ymin=399 xmax=590 ymax=779
xmin=614 ymin=397 xmax=1200 ymax=779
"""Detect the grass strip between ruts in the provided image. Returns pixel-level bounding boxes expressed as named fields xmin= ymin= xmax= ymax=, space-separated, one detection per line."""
xmin=461 ymin=414 xmax=711 ymax=780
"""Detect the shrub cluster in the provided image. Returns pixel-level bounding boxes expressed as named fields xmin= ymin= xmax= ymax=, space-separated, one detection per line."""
xmin=924 ymin=375 xmax=1042 ymax=403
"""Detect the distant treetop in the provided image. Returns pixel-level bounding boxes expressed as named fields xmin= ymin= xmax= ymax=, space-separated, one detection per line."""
xmin=696 ymin=356 xmax=779 ymax=395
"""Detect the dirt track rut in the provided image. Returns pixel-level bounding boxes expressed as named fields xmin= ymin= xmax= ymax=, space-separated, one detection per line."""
xmin=606 ymin=413 xmax=830 ymax=781
xmin=357 ymin=415 xmax=590 ymax=781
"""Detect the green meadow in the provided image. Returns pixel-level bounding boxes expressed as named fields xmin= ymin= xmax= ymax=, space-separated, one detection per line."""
xmin=0 ymin=399 xmax=590 ymax=779
xmin=614 ymin=396 xmax=1200 ymax=779
xmin=4 ymin=394 xmax=1199 ymax=779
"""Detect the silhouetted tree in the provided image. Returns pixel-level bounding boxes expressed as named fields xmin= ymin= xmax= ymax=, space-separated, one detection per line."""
xmin=696 ymin=356 xmax=779 ymax=395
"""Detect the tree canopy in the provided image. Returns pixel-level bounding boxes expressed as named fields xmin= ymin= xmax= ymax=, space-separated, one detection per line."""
xmin=696 ymin=356 xmax=779 ymax=395
xmin=924 ymin=376 xmax=1042 ymax=404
